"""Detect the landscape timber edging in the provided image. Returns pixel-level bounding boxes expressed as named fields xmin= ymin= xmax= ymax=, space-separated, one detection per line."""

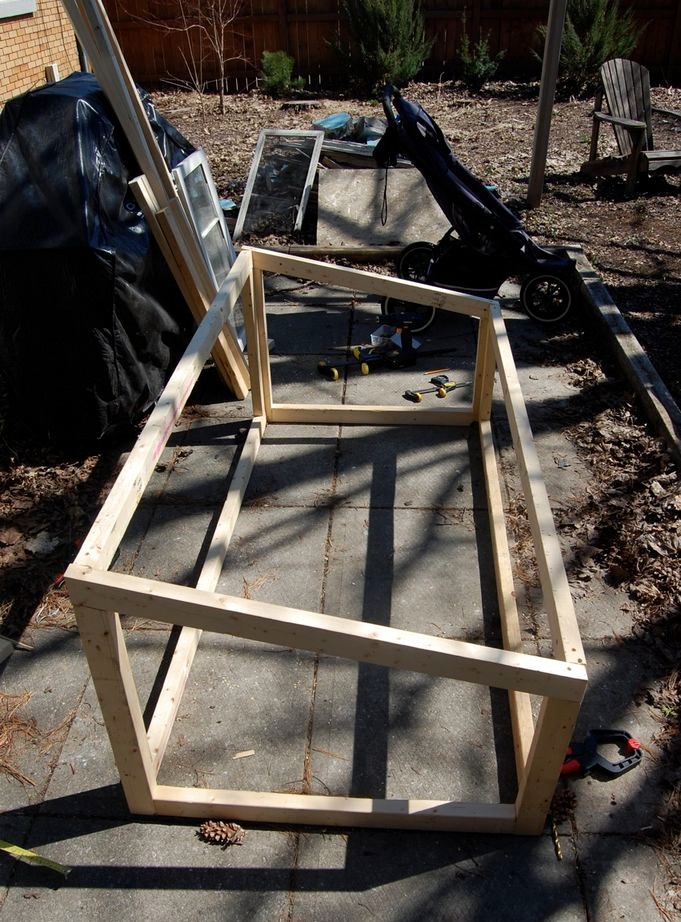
xmin=570 ymin=245 xmax=681 ymax=468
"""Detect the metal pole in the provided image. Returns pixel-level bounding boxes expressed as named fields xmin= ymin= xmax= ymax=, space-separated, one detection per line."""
xmin=527 ymin=0 xmax=567 ymax=207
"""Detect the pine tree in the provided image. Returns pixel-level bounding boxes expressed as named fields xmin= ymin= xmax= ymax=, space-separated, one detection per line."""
xmin=539 ymin=0 xmax=644 ymax=95
xmin=340 ymin=0 xmax=432 ymax=95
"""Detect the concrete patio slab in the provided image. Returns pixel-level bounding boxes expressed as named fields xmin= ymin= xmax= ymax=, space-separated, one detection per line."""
xmin=1 ymin=817 xmax=296 ymax=922
xmin=2 ymin=261 xmax=675 ymax=921
xmin=290 ymin=829 xmax=587 ymax=922
xmin=317 ymin=169 xmax=451 ymax=246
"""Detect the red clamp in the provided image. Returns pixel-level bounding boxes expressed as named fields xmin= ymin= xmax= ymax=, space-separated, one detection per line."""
xmin=562 ymin=729 xmax=642 ymax=777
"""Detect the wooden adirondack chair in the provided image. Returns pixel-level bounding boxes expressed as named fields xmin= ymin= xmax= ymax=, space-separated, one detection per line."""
xmin=582 ymin=58 xmax=681 ymax=194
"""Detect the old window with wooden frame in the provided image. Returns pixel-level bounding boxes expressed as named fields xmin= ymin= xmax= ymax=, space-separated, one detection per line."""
xmin=66 ymin=248 xmax=587 ymax=836
xmin=172 ymin=148 xmax=246 ymax=349
xmin=233 ymin=130 xmax=324 ymax=241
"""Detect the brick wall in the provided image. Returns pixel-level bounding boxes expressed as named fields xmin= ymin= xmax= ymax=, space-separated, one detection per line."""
xmin=0 ymin=0 xmax=80 ymax=106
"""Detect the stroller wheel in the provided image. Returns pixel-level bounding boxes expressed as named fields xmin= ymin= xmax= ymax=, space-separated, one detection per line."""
xmin=520 ymin=273 xmax=572 ymax=323
xmin=397 ymin=241 xmax=436 ymax=281
xmin=380 ymin=296 xmax=437 ymax=334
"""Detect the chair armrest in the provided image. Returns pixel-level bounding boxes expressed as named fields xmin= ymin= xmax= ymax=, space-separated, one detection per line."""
xmin=594 ymin=112 xmax=646 ymax=133
xmin=652 ymin=105 xmax=681 ymax=120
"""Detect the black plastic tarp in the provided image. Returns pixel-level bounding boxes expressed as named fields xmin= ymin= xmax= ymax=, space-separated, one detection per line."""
xmin=0 ymin=72 xmax=195 ymax=442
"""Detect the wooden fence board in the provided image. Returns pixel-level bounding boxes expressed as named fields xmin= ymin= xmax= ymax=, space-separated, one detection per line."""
xmin=104 ymin=0 xmax=681 ymax=87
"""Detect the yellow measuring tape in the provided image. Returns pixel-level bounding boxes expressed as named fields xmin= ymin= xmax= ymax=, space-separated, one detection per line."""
xmin=0 ymin=839 xmax=71 ymax=876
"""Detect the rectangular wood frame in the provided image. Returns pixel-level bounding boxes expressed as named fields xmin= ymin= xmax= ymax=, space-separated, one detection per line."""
xmin=66 ymin=248 xmax=587 ymax=836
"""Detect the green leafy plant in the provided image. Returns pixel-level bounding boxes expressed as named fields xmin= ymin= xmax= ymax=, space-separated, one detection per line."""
xmin=457 ymin=28 xmax=505 ymax=92
xmin=538 ymin=0 xmax=645 ymax=95
xmin=338 ymin=0 xmax=432 ymax=96
xmin=259 ymin=50 xmax=305 ymax=97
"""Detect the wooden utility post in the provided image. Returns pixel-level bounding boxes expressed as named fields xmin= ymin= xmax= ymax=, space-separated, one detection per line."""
xmin=527 ymin=0 xmax=567 ymax=208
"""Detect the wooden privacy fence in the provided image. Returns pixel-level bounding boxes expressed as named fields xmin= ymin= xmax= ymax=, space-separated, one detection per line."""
xmin=66 ymin=247 xmax=588 ymax=835
xmin=104 ymin=0 xmax=681 ymax=90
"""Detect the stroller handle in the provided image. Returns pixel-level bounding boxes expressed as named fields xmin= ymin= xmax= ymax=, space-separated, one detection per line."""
xmin=382 ymin=85 xmax=399 ymax=128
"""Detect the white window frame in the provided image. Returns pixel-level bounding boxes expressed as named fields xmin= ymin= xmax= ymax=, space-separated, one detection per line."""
xmin=173 ymin=148 xmax=245 ymax=349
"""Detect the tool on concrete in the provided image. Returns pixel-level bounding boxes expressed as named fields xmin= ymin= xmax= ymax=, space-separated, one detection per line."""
xmin=318 ymin=323 xmax=419 ymax=381
xmin=403 ymin=375 xmax=469 ymax=403
xmin=561 ymin=729 xmax=642 ymax=777
xmin=318 ymin=357 xmax=372 ymax=380
xmin=0 ymin=839 xmax=71 ymax=876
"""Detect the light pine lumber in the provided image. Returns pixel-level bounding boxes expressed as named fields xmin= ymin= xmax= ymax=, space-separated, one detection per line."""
xmin=250 ymin=268 xmax=274 ymax=419
xmin=74 ymin=606 xmax=156 ymax=813
xmin=479 ymin=419 xmax=535 ymax=774
xmin=514 ymin=696 xmax=583 ymax=834
xmin=146 ymin=416 xmax=266 ymax=771
xmin=72 ymin=250 xmax=253 ymax=572
xmin=131 ymin=176 xmax=235 ymax=379
xmin=65 ymin=0 xmax=176 ymax=204
xmin=152 ymin=785 xmax=518 ymax=832
xmin=491 ymin=310 xmax=585 ymax=667
xmin=240 ymin=272 xmax=266 ymax=418
xmin=268 ymin=404 xmax=475 ymax=427
xmin=64 ymin=243 xmax=587 ymax=835
xmin=195 ymin=416 xmax=266 ymax=591
xmin=156 ymin=198 xmax=217 ymax=302
xmin=248 ymin=247 xmax=490 ymax=317
xmin=63 ymin=0 xmax=249 ymax=398
xmin=65 ymin=565 xmax=587 ymax=701
xmin=472 ymin=308 xmax=496 ymax=421
xmin=131 ymin=176 xmax=209 ymax=315
xmin=156 ymin=203 xmax=250 ymax=398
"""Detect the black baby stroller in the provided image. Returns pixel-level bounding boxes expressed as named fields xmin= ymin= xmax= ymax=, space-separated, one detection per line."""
xmin=373 ymin=86 xmax=576 ymax=331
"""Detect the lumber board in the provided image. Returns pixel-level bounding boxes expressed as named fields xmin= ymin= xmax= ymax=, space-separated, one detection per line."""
xmin=74 ymin=606 xmax=156 ymax=813
xmin=573 ymin=248 xmax=681 ymax=466
xmin=490 ymin=305 xmax=585 ymax=667
xmin=263 ymin=245 xmax=403 ymax=261
xmin=239 ymin=273 xmax=265 ymax=418
xmin=248 ymin=247 xmax=491 ymax=318
xmin=156 ymin=203 xmax=250 ymax=398
xmin=479 ymin=419 xmax=535 ymax=774
xmin=64 ymin=0 xmax=176 ymax=204
xmin=63 ymin=0 xmax=250 ymax=398
xmin=321 ymin=139 xmax=412 ymax=169
xmin=250 ymin=268 xmax=274 ymax=418
xmin=73 ymin=251 xmax=253 ymax=571
xmin=153 ymin=785 xmax=518 ymax=832
xmin=65 ymin=566 xmax=587 ymax=701
xmin=132 ymin=176 xmax=247 ymax=394
xmin=146 ymin=416 xmax=266 ymax=771
xmin=268 ymin=404 xmax=475 ymax=427
xmin=472 ymin=309 xmax=496 ymax=421
xmin=514 ymin=696 xmax=583 ymax=834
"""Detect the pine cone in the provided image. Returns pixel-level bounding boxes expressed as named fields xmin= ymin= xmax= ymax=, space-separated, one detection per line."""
xmin=197 ymin=820 xmax=246 ymax=847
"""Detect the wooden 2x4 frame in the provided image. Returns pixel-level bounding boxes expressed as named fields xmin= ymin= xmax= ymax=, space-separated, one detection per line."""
xmin=66 ymin=248 xmax=587 ymax=835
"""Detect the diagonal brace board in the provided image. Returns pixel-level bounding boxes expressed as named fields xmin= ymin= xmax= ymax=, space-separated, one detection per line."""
xmin=67 ymin=564 xmax=587 ymax=702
